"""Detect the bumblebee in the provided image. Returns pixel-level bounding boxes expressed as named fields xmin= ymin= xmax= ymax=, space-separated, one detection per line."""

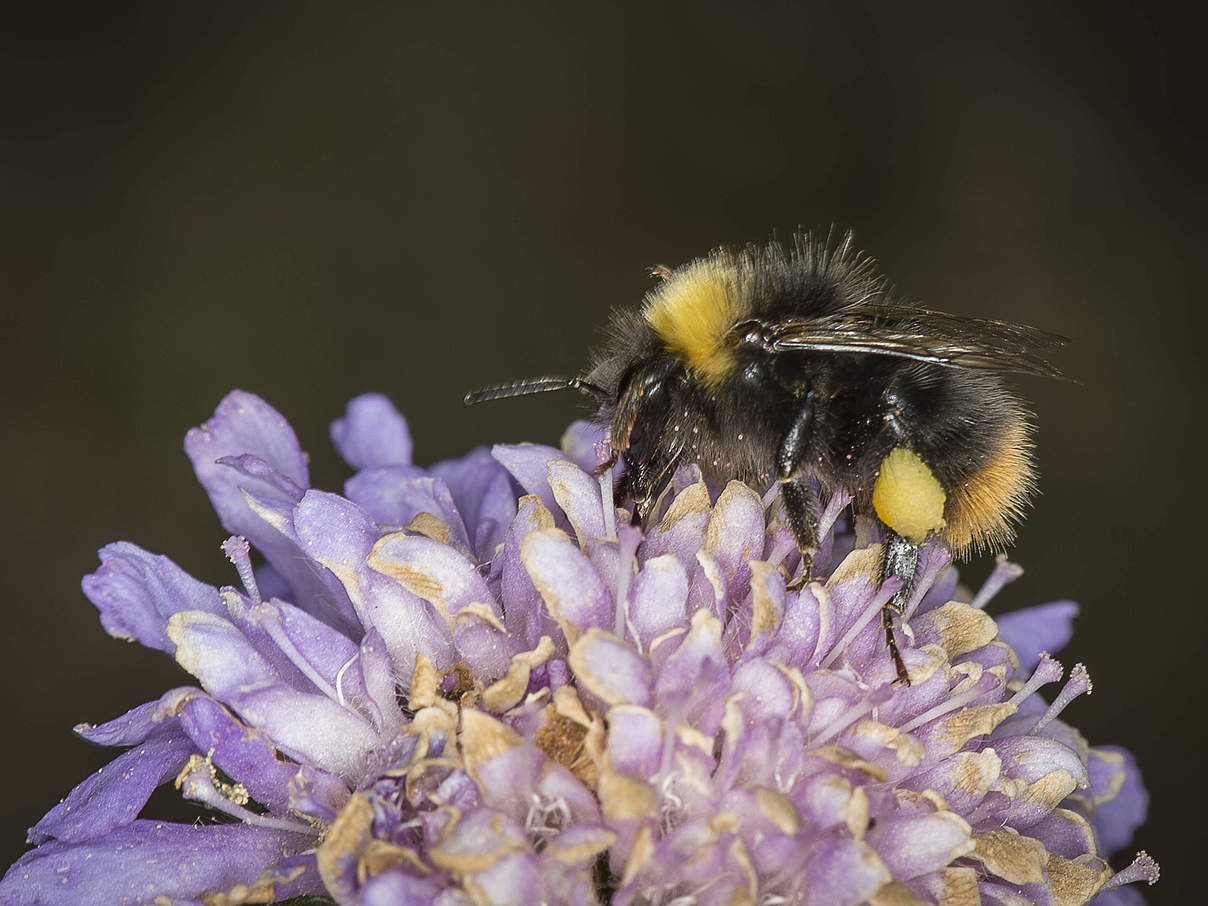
xmin=466 ymin=233 xmax=1065 ymax=682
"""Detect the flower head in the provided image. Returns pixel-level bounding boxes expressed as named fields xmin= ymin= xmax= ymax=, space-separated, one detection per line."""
xmin=2 ymin=391 xmax=1157 ymax=905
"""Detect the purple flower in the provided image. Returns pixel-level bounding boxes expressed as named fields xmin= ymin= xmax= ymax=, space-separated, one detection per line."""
xmin=1 ymin=391 xmax=1159 ymax=905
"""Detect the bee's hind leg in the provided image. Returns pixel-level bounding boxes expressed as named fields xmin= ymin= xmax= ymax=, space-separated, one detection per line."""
xmin=878 ymin=528 xmax=918 ymax=684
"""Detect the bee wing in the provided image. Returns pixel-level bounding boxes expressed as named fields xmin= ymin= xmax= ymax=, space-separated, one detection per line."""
xmin=767 ymin=306 xmax=1068 ymax=378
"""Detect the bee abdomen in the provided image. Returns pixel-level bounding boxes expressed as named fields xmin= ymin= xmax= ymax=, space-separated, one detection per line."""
xmin=941 ymin=419 xmax=1036 ymax=556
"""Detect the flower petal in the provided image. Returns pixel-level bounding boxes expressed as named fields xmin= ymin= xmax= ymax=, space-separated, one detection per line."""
xmin=370 ymin=532 xmax=516 ymax=678
xmin=559 ymin=420 xmax=609 ymax=473
xmin=295 ymin=490 xmax=457 ymax=680
xmin=569 ymin=629 xmax=653 ymax=709
xmin=629 ymin=554 xmax=689 ymax=649
xmin=185 ymin=392 xmax=308 ymax=524
xmin=430 ymin=446 xmax=518 ymax=560
xmin=27 ymin=732 xmax=197 ymax=844
xmin=330 ymin=393 xmax=413 ymax=469
xmin=75 ymin=691 xmax=189 ymax=747
xmin=606 ymin=706 xmax=665 ymax=777
xmin=174 ymin=691 xmax=348 ymax=818
xmin=995 ymin=600 xmax=1079 ymax=671
xmin=865 ymin=809 xmax=974 ymax=880
xmin=186 ymin=393 xmax=359 ymax=631
xmin=492 ymin=443 xmax=567 ymax=522
xmin=0 ymin=822 xmax=314 ymax=906
xmin=1084 ymin=746 xmax=1149 ymax=856
xmin=547 ymin=459 xmax=608 ymax=550
xmin=344 ymin=471 xmax=474 ymax=555
xmin=704 ymin=481 xmax=766 ymax=599
xmin=168 ymin=610 xmax=377 ymax=779
xmin=521 ymin=528 xmax=611 ymax=641
xmin=81 ymin=543 xmax=223 ymax=653
xmin=801 ymin=835 xmax=892 ymax=906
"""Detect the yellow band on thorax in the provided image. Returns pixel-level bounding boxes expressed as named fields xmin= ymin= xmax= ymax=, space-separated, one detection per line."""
xmin=643 ymin=259 xmax=747 ymax=385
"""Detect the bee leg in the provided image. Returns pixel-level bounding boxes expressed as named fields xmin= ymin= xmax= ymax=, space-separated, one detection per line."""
xmin=627 ymin=445 xmax=684 ymax=529
xmin=776 ymin=393 xmax=818 ymax=591
xmin=781 ymin=479 xmax=818 ymax=590
xmin=629 ymin=483 xmax=656 ymax=528
xmin=632 ymin=494 xmax=655 ymax=527
xmin=613 ymin=469 xmax=632 ymax=509
xmin=878 ymin=529 xmax=918 ymax=684
xmin=620 ymin=456 xmax=649 ymax=526
xmin=594 ymin=448 xmax=619 ymax=474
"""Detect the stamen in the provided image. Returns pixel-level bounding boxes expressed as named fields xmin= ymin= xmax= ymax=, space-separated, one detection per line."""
xmin=765 ymin=535 xmax=798 ymax=572
xmin=649 ymin=477 xmax=677 ymax=526
xmin=900 ymin=547 xmax=952 ymax=623
xmin=258 ymin=611 xmax=344 ymax=706
xmin=1099 ymin=851 xmax=1160 ymax=890
xmin=1032 ymin=663 xmax=1092 ymax=732
xmin=614 ymin=525 xmax=642 ymax=640
xmin=652 ymin=700 xmax=690 ymax=805
xmin=819 ymin=578 xmax=899 ymax=669
xmin=970 ymin=555 xmax=1024 ymax=610
xmin=762 ymin=483 xmax=781 ymax=510
xmin=334 ymin=653 xmax=357 ymax=708
xmin=663 ymin=869 xmax=726 ymax=905
xmin=594 ymin=438 xmax=616 ymax=531
xmin=595 ymin=437 xmax=613 ymax=471
xmin=657 ymin=772 xmax=685 ymax=829
xmin=176 ymin=753 xmax=315 ymax=836
xmin=658 ymin=714 xmax=679 ymax=779
xmin=1008 ymin=652 xmax=1064 ymax=708
xmin=815 ymin=489 xmax=853 ymax=541
xmin=221 ymin=536 xmax=261 ymax=602
xmin=599 ymin=468 xmax=616 ymax=540
xmin=811 ymin=686 xmax=892 ymax=745
xmin=898 ymin=682 xmax=992 ymax=734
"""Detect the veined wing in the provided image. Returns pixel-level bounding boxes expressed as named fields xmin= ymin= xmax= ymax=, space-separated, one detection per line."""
xmin=766 ymin=305 xmax=1068 ymax=378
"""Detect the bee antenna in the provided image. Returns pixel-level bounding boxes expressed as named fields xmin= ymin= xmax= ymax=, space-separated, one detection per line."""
xmin=463 ymin=377 xmax=608 ymax=406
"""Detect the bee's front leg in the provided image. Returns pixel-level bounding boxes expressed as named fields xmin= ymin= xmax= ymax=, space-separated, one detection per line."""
xmin=612 ymin=468 xmax=632 ymax=510
xmin=628 ymin=446 xmax=684 ymax=529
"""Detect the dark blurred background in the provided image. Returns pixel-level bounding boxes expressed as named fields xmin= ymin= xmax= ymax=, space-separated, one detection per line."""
xmin=1 ymin=2 xmax=1200 ymax=901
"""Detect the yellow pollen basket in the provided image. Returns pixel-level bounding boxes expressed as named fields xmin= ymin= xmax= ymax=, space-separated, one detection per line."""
xmin=873 ymin=447 xmax=947 ymax=544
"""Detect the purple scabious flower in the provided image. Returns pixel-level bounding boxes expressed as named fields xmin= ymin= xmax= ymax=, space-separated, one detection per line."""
xmin=2 ymin=390 xmax=1158 ymax=906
